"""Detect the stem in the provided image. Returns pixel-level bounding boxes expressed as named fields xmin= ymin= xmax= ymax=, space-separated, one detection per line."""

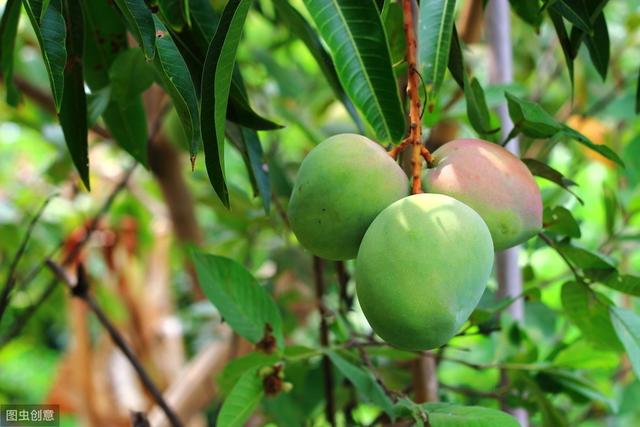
xmin=402 ymin=0 xmax=430 ymax=195
xmin=47 ymin=261 xmax=183 ymax=427
xmin=313 ymin=256 xmax=335 ymax=426
xmin=0 ymin=194 xmax=57 ymax=322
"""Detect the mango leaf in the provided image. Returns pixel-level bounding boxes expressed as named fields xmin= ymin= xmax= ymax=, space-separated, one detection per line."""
xmin=561 ymin=281 xmax=622 ymax=351
xmin=506 ymin=93 xmax=623 ymax=166
xmin=226 ymin=123 xmax=271 ymax=213
xmin=526 ymin=377 xmax=570 ymax=427
xmin=510 ymin=0 xmax=542 ymax=29
xmin=0 ymin=0 xmax=21 ymax=105
xmin=418 ymin=0 xmax=457 ymax=102
xmin=464 ymin=76 xmax=497 ymax=138
xmin=112 ymin=0 xmax=156 ymax=60
xmin=191 ymin=250 xmax=284 ymax=349
xmin=536 ymin=369 xmax=616 ymax=410
xmin=217 ymin=368 xmax=264 ymax=427
xmin=157 ymin=0 xmax=191 ymax=31
xmin=610 ymin=307 xmax=640 ymax=379
xmin=543 ymin=206 xmax=581 ymax=238
xmin=200 ymin=0 xmax=253 ymax=207
xmin=272 ymin=0 xmax=362 ymax=131
xmin=59 ymin=0 xmax=89 ymax=189
xmin=421 ymin=404 xmax=519 ymax=427
xmin=522 ymin=158 xmax=582 ymax=203
xmin=22 ymin=0 xmax=66 ymax=111
xmin=556 ymin=243 xmax=616 ymax=282
xmin=549 ymin=0 xmax=591 ymax=33
xmin=583 ymin=11 xmax=609 ymax=81
xmin=154 ymin=16 xmax=201 ymax=161
xmin=218 ymin=352 xmax=279 ymax=393
xmin=87 ymin=87 xmax=111 ymax=125
xmin=603 ymin=184 xmax=618 ymax=236
xmin=602 ymin=274 xmax=640 ymax=297
xmin=505 ymin=92 xmax=562 ymax=138
xmin=81 ymin=0 xmax=148 ymax=165
xmin=108 ymin=49 xmax=154 ymax=105
xmin=548 ymin=9 xmax=574 ymax=90
xmin=567 ymin=0 xmax=608 ymax=59
xmin=227 ymin=78 xmax=283 ymax=131
xmin=447 ymin=25 xmax=464 ymax=89
xmin=303 ymin=0 xmax=405 ymax=142
xmin=327 ymin=351 xmax=395 ymax=417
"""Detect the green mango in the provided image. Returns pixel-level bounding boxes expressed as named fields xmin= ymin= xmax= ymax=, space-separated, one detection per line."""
xmin=288 ymin=134 xmax=408 ymax=260
xmin=356 ymin=194 xmax=494 ymax=350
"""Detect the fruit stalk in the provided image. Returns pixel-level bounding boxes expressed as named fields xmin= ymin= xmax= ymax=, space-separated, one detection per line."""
xmin=402 ymin=0 xmax=431 ymax=194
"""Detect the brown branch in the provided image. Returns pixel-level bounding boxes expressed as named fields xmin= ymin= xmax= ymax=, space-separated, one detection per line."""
xmin=0 ymin=165 xmax=135 ymax=347
xmin=402 ymin=0 xmax=431 ymax=195
xmin=46 ymin=261 xmax=183 ymax=427
xmin=313 ymin=256 xmax=335 ymax=426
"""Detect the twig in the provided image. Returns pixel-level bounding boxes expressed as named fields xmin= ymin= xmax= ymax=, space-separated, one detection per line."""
xmin=0 ymin=193 xmax=57 ymax=322
xmin=537 ymin=232 xmax=582 ymax=280
xmin=402 ymin=0 xmax=431 ymax=195
xmin=0 ymin=165 xmax=135 ymax=347
xmin=313 ymin=256 xmax=335 ymax=426
xmin=47 ymin=261 xmax=183 ymax=427
xmin=355 ymin=344 xmax=399 ymax=401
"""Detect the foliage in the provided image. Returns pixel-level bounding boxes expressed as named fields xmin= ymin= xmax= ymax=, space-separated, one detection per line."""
xmin=0 ymin=0 xmax=640 ymax=426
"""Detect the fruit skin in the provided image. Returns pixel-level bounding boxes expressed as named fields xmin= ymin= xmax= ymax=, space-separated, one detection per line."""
xmin=422 ymin=138 xmax=542 ymax=251
xmin=288 ymin=134 xmax=409 ymax=260
xmin=356 ymin=194 xmax=494 ymax=350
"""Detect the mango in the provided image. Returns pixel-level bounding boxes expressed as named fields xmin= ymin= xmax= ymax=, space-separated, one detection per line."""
xmin=422 ymin=138 xmax=542 ymax=251
xmin=288 ymin=134 xmax=408 ymax=260
xmin=356 ymin=194 xmax=494 ymax=350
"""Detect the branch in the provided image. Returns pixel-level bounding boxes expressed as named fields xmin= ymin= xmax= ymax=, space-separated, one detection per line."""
xmin=0 ymin=193 xmax=57 ymax=322
xmin=313 ymin=256 xmax=336 ymax=426
xmin=402 ymin=0 xmax=431 ymax=195
xmin=46 ymin=261 xmax=183 ymax=427
xmin=0 ymin=165 xmax=135 ymax=347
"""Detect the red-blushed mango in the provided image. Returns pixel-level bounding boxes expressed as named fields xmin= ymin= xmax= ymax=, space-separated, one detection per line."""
xmin=288 ymin=134 xmax=408 ymax=260
xmin=422 ymin=138 xmax=542 ymax=251
xmin=356 ymin=194 xmax=494 ymax=350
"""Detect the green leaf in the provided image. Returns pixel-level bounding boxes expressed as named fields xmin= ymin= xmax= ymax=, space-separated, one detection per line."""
xmin=59 ymin=0 xmax=89 ymax=189
xmin=227 ymin=78 xmax=283 ymax=131
xmin=421 ymin=404 xmax=519 ymax=427
xmin=506 ymin=93 xmax=623 ymax=166
xmin=557 ymin=243 xmax=616 ymax=282
xmin=191 ymin=251 xmax=284 ymax=349
xmin=217 ymin=368 xmax=264 ymax=427
xmin=536 ymin=369 xmax=616 ymax=410
xmin=543 ymin=206 xmax=581 ymax=238
xmin=157 ymin=0 xmax=191 ymax=31
xmin=583 ymin=11 xmax=609 ymax=81
xmin=326 ymin=350 xmax=395 ymax=417
xmin=154 ymin=16 xmax=201 ymax=161
xmin=549 ymin=0 xmax=591 ymax=33
xmin=108 ymin=49 xmax=154 ymax=105
xmin=0 ymin=0 xmax=22 ymax=105
xmin=87 ymin=87 xmax=111 ymax=125
xmin=610 ymin=307 xmax=640 ymax=380
xmin=548 ymin=9 xmax=574 ymax=90
xmin=418 ymin=0 xmax=457 ymax=102
xmin=112 ymin=0 xmax=156 ymax=60
xmin=81 ymin=0 xmax=148 ymax=165
xmin=522 ymin=158 xmax=582 ymax=203
xmin=447 ymin=25 xmax=464 ymax=89
xmin=200 ymin=0 xmax=253 ymax=207
xmin=272 ymin=0 xmax=363 ymax=131
xmin=303 ymin=0 xmax=405 ymax=142
xmin=217 ymin=352 xmax=279 ymax=393
xmin=23 ymin=0 xmax=66 ymax=111
xmin=505 ymin=92 xmax=562 ymax=138
xmin=465 ymin=76 xmax=496 ymax=138
xmin=510 ymin=0 xmax=542 ymax=29
xmin=636 ymin=66 xmax=639 ymax=114
xmin=226 ymin=123 xmax=271 ymax=213
xmin=561 ymin=125 xmax=623 ymax=166
xmin=602 ymin=274 xmax=640 ymax=297
xmin=526 ymin=377 xmax=570 ymax=427
xmin=561 ymin=281 xmax=622 ymax=351
xmin=603 ymin=184 xmax=618 ymax=236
